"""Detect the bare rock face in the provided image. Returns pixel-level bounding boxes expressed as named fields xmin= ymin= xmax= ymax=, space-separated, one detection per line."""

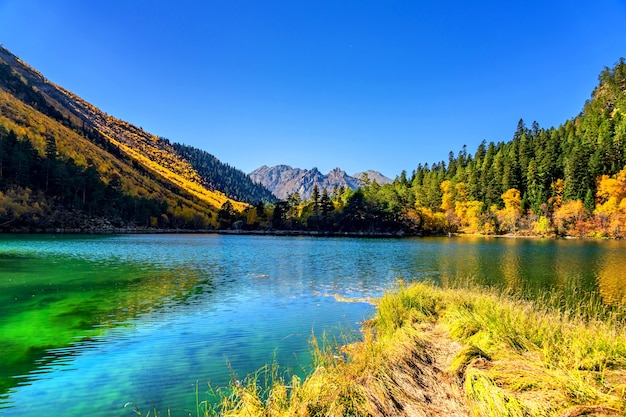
xmin=353 ymin=170 xmax=394 ymax=186
xmin=249 ymin=165 xmax=392 ymax=200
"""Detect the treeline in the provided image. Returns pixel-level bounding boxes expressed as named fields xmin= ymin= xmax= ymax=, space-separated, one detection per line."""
xmin=0 ymin=127 xmax=171 ymax=230
xmin=215 ymin=184 xmax=410 ymax=234
xmin=218 ymin=58 xmax=626 ymax=237
xmin=2 ymin=53 xmax=625 ymax=236
xmin=172 ymin=142 xmax=276 ymax=204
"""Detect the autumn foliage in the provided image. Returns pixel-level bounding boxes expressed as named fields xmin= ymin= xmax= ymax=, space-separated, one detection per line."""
xmin=1 ymin=43 xmax=626 ymax=236
xmin=224 ymin=58 xmax=626 ymax=237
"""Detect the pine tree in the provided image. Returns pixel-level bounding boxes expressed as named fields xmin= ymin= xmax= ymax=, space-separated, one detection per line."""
xmin=45 ymin=134 xmax=57 ymax=160
xmin=564 ymin=141 xmax=591 ymax=201
xmin=525 ymin=159 xmax=544 ymax=214
xmin=311 ymin=184 xmax=320 ymax=215
xmin=320 ymin=188 xmax=334 ymax=230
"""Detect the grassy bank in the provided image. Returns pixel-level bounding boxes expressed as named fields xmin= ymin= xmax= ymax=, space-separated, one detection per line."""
xmin=203 ymin=282 xmax=626 ymax=417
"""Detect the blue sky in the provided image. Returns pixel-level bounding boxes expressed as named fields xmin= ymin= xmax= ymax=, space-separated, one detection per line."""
xmin=1 ymin=1 xmax=625 ymax=178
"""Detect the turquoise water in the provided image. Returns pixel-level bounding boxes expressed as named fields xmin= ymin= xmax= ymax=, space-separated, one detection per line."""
xmin=0 ymin=234 xmax=624 ymax=416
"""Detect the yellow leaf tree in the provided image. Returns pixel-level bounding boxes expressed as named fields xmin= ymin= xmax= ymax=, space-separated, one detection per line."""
xmin=594 ymin=167 xmax=626 ymax=237
xmin=440 ymin=180 xmax=455 ymax=212
xmin=553 ymin=199 xmax=588 ymax=237
xmin=497 ymin=188 xmax=522 ymax=234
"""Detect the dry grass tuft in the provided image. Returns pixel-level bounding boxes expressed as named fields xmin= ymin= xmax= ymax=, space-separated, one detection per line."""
xmin=204 ymin=282 xmax=626 ymax=417
xmin=557 ymin=405 xmax=623 ymax=417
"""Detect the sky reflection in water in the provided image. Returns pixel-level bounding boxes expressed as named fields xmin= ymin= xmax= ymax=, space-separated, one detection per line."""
xmin=0 ymin=234 xmax=622 ymax=416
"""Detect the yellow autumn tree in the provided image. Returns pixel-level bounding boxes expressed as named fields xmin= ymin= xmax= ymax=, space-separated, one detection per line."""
xmin=439 ymin=180 xmax=461 ymax=231
xmin=244 ymin=206 xmax=259 ymax=228
xmin=451 ymin=181 xmax=483 ymax=232
xmin=553 ymin=199 xmax=587 ymax=237
xmin=497 ymin=188 xmax=522 ymax=234
xmin=455 ymin=182 xmax=468 ymax=202
xmin=532 ymin=215 xmax=551 ymax=236
xmin=440 ymin=180 xmax=455 ymax=211
xmin=550 ymin=179 xmax=565 ymax=209
xmin=455 ymin=200 xmax=483 ymax=233
xmin=594 ymin=167 xmax=626 ymax=237
xmin=416 ymin=206 xmax=448 ymax=234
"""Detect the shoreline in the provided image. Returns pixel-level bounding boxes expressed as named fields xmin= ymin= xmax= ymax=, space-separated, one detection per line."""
xmin=0 ymin=227 xmax=414 ymax=237
xmin=209 ymin=282 xmax=626 ymax=416
xmin=0 ymin=228 xmax=614 ymax=240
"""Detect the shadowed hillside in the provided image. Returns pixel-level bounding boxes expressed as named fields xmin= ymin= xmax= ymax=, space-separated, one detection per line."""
xmin=172 ymin=142 xmax=276 ymax=205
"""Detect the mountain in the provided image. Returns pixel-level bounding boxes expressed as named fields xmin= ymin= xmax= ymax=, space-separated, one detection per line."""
xmin=249 ymin=165 xmax=391 ymax=200
xmin=171 ymin=142 xmax=276 ymax=204
xmin=0 ymin=45 xmax=257 ymax=230
xmin=353 ymin=170 xmax=394 ymax=186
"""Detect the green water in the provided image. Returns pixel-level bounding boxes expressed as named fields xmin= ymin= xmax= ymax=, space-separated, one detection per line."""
xmin=1 ymin=242 xmax=203 ymax=392
xmin=0 ymin=234 xmax=624 ymax=416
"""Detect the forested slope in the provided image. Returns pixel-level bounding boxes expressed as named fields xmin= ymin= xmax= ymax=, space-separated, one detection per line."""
xmin=217 ymin=59 xmax=626 ymax=237
xmin=401 ymin=58 xmax=626 ymax=237
xmin=172 ymin=143 xmax=276 ymax=205
xmin=0 ymin=46 xmax=249 ymax=230
xmin=1 ymin=43 xmax=624 ymax=236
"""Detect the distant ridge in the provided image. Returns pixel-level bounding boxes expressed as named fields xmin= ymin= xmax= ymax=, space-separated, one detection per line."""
xmin=353 ymin=170 xmax=394 ymax=186
xmin=249 ymin=165 xmax=392 ymax=200
xmin=172 ymin=142 xmax=276 ymax=204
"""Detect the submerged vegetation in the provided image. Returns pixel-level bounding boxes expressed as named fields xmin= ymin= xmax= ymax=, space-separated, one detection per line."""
xmin=201 ymin=282 xmax=626 ymax=417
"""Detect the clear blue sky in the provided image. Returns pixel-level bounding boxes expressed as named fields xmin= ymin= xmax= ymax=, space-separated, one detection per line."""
xmin=1 ymin=1 xmax=625 ymax=178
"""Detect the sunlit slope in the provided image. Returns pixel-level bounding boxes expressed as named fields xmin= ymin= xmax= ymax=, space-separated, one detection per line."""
xmin=0 ymin=46 xmax=246 ymax=218
xmin=0 ymin=90 xmax=213 ymax=219
xmin=41 ymin=87 xmax=246 ymax=211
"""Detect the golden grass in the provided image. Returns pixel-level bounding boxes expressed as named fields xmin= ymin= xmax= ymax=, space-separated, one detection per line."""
xmin=204 ymin=282 xmax=626 ymax=417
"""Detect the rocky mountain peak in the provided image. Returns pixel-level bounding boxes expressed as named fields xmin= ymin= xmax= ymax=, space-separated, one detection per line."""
xmin=249 ymin=165 xmax=392 ymax=200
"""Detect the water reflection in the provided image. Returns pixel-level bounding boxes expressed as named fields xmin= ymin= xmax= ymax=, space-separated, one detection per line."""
xmin=0 ymin=236 xmax=216 ymax=403
xmin=1 ymin=234 xmax=625 ymax=417
xmin=421 ymin=237 xmax=606 ymax=303
xmin=596 ymin=241 xmax=626 ymax=307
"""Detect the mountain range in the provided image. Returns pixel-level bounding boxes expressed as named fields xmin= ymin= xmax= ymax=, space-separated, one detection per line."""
xmin=1 ymin=44 xmax=625 ymax=237
xmin=249 ymin=165 xmax=392 ymax=200
xmin=0 ymin=45 xmax=395 ymax=230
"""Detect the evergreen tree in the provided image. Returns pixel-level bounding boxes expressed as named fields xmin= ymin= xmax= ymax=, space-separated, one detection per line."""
xmin=255 ymin=201 xmax=266 ymax=219
xmin=45 ymin=134 xmax=58 ymax=160
xmin=271 ymin=201 xmax=288 ymax=229
xmin=311 ymin=184 xmax=320 ymax=215
xmin=320 ymin=188 xmax=334 ymax=230
xmin=217 ymin=200 xmax=237 ymax=229
xmin=320 ymin=188 xmax=333 ymax=217
xmin=525 ymin=159 xmax=544 ymax=214
xmin=564 ymin=141 xmax=592 ymax=201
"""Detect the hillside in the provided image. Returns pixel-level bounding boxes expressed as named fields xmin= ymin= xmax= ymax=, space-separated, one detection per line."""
xmin=216 ymin=58 xmax=626 ymax=237
xmin=249 ymin=165 xmax=391 ymax=200
xmin=172 ymin=143 xmax=276 ymax=204
xmin=3 ymin=43 xmax=624 ymax=236
xmin=0 ymin=46 xmax=249 ymax=230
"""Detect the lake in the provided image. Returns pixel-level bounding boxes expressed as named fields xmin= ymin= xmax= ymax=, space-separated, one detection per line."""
xmin=1 ymin=234 xmax=624 ymax=416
